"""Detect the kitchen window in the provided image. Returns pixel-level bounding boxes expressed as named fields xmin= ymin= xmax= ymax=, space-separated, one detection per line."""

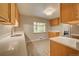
xmin=33 ymin=22 xmax=46 ymax=33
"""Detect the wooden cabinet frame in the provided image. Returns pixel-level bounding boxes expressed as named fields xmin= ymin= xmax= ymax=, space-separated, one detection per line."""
xmin=0 ymin=3 xmax=18 ymax=25
xmin=0 ymin=4 xmax=11 ymax=22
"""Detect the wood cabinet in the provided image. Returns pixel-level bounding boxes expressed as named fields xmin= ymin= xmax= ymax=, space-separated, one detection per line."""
xmin=0 ymin=4 xmax=10 ymax=22
xmin=49 ymin=17 xmax=60 ymax=26
xmin=61 ymin=3 xmax=79 ymax=24
xmin=48 ymin=32 xmax=60 ymax=38
xmin=50 ymin=41 xmax=79 ymax=56
xmin=61 ymin=3 xmax=75 ymax=23
xmin=0 ymin=3 xmax=19 ymax=25
xmin=66 ymin=47 xmax=79 ymax=56
xmin=50 ymin=41 xmax=67 ymax=56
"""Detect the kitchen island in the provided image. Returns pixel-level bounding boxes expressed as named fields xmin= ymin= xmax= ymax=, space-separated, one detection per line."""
xmin=49 ymin=36 xmax=79 ymax=56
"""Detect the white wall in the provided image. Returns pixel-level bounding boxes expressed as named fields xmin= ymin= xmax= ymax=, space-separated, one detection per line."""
xmin=71 ymin=25 xmax=79 ymax=34
xmin=21 ymin=15 xmax=49 ymax=42
xmin=0 ymin=17 xmax=24 ymax=38
xmin=49 ymin=23 xmax=71 ymax=36
xmin=0 ymin=25 xmax=12 ymax=38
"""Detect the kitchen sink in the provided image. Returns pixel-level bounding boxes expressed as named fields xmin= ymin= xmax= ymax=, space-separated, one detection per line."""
xmin=51 ymin=36 xmax=79 ymax=50
xmin=11 ymin=34 xmax=22 ymax=37
xmin=58 ymin=37 xmax=76 ymax=47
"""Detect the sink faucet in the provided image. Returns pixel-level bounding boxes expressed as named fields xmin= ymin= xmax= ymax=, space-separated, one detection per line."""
xmin=11 ymin=26 xmax=15 ymax=37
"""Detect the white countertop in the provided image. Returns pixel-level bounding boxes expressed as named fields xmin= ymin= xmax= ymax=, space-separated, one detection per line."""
xmin=0 ymin=31 xmax=27 ymax=56
xmin=49 ymin=36 xmax=79 ymax=51
xmin=71 ymin=34 xmax=79 ymax=36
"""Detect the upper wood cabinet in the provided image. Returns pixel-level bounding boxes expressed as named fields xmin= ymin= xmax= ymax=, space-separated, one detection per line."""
xmin=74 ymin=4 xmax=79 ymax=20
xmin=0 ymin=3 xmax=19 ymax=25
xmin=61 ymin=3 xmax=79 ymax=24
xmin=49 ymin=17 xmax=60 ymax=26
xmin=0 ymin=4 xmax=9 ymax=22
xmin=61 ymin=3 xmax=75 ymax=23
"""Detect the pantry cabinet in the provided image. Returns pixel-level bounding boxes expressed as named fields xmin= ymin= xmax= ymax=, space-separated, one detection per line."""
xmin=49 ymin=17 xmax=60 ymax=26
xmin=61 ymin=3 xmax=79 ymax=24
xmin=0 ymin=3 xmax=19 ymax=25
xmin=50 ymin=41 xmax=79 ymax=56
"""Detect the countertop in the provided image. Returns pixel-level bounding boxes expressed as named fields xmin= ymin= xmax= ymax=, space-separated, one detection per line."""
xmin=0 ymin=31 xmax=27 ymax=56
xmin=71 ymin=34 xmax=79 ymax=36
xmin=49 ymin=36 xmax=79 ymax=51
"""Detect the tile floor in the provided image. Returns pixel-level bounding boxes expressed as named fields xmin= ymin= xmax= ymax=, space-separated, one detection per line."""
xmin=26 ymin=39 xmax=50 ymax=56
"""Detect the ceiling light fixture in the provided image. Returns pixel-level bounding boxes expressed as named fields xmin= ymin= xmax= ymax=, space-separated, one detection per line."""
xmin=43 ymin=7 xmax=56 ymax=16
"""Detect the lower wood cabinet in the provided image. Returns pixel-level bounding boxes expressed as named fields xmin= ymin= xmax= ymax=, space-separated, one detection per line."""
xmin=66 ymin=47 xmax=79 ymax=56
xmin=50 ymin=40 xmax=79 ymax=56
xmin=48 ymin=32 xmax=60 ymax=38
xmin=50 ymin=41 xmax=67 ymax=56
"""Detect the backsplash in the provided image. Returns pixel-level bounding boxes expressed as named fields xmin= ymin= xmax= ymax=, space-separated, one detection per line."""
xmin=49 ymin=23 xmax=71 ymax=36
xmin=0 ymin=25 xmax=12 ymax=37
xmin=71 ymin=25 xmax=79 ymax=34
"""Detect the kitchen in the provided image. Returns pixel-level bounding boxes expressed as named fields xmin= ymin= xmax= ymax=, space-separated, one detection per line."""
xmin=49 ymin=4 xmax=79 ymax=56
xmin=0 ymin=3 xmax=79 ymax=56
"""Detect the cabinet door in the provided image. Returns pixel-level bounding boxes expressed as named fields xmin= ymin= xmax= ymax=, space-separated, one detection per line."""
xmin=61 ymin=3 xmax=75 ymax=23
xmin=49 ymin=18 xmax=59 ymax=26
xmin=0 ymin=3 xmax=19 ymax=25
xmin=11 ymin=4 xmax=19 ymax=26
xmin=50 ymin=41 xmax=67 ymax=56
xmin=0 ymin=3 xmax=10 ymax=22
xmin=50 ymin=40 xmax=79 ymax=56
xmin=11 ymin=3 xmax=16 ymax=25
xmin=75 ymin=4 xmax=79 ymax=20
xmin=48 ymin=32 xmax=60 ymax=38
xmin=15 ymin=4 xmax=20 ymax=26
xmin=66 ymin=46 xmax=79 ymax=56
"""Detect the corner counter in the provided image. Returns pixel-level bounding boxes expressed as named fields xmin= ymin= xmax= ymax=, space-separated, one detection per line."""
xmin=0 ymin=31 xmax=27 ymax=56
xmin=49 ymin=36 xmax=79 ymax=56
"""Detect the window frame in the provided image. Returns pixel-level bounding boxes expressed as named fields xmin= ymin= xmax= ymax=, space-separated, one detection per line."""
xmin=33 ymin=22 xmax=46 ymax=33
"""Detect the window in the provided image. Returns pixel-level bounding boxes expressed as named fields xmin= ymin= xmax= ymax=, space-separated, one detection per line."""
xmin=33 ymin=22 xmax=46 ymax=33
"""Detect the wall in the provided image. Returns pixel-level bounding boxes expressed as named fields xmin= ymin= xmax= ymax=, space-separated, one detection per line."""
xmin=0 ymin=24 xmax=12 ymax=38
xmin=48 ymin=23 xmax=71 ymax=36
xmin=71 ymin=25 xmax=79 ymax=34
xmin=0 ymin=17 xmax=23 ymax=38
xmin=21 ymin=15 xmax=49 ymax=42
xmin=48 ymin=24 xmax=61 ymax=32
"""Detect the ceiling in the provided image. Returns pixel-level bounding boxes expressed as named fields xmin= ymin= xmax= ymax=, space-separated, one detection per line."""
xmin=17 ymin=3 xmax=60 ymax=19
